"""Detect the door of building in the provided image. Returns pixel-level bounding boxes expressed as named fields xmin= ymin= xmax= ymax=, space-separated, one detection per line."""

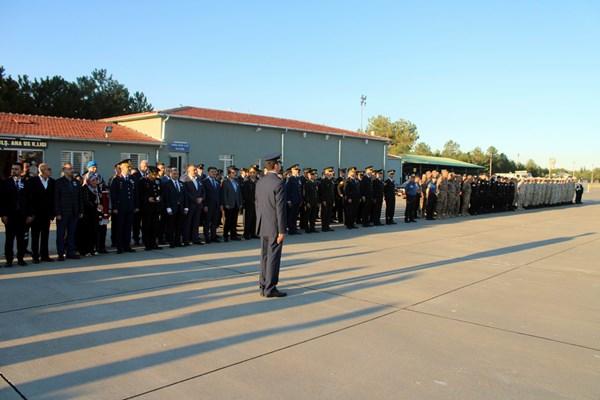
xmin=168 ymin=152 xmax=187 ymax=176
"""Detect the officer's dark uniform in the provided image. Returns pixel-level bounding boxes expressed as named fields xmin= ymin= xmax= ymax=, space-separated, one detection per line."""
xmin=0 ymin=174 xmax=31 ymax=266
xmin=371 ymin=172 xmax=384 ymax=225
xmin=383 ymin=171 xmax=396 ymax=224
xmin=469 ymin=178 xmax=479 ymax=215
xmin=303 ymin=173 xmax=319 ymax=233
xmin=110 ymin=161 xmax=138 ymax=253
xmin=319 ymin=168 xmax=336 ymax=232
xmin=139 ymin=170 xmax=162 ymax=250
xmin=242 ymin=175 xmax=258 ymax=240
xmin=285 ymin=167 xmax=303 ymax=234
xmin=359 ymin=169 xmax=374 ymax=227
xmin=343 ymin=169 xmax=360 ymax=229
xmin=335 ymin=170 xmax=346 ymax=223
xmin=299 ymin=169 xmax=310 ymax=230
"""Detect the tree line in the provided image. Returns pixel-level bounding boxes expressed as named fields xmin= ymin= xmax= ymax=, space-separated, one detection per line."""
xmin=364 ymin=115 xmax=597 ymax=179
xmin=0 ymin=66 xmax=152 ymax=119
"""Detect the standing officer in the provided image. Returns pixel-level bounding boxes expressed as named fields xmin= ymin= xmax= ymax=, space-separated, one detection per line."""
xmin=575 ymin=179 xmax=584 ymax=204
xmin=1 ymin=162 xmax=32 ymax=266
xmin=255 ymin=153 xmax=287 ymax=298
xmin=221 ymin=166 xmax=242 ymax=241
xmin=55 ymin=162 xmax=83 ymax=260
xmin=319 ymin=167 xmax=335 ymax=232
xmin=26 ymin=163 xmax=55 ymax=263
xmin=461 ymin=175 xmax=472 ymax=216
xmin=242 ymin=166 xmax=258 ymax=239
xmin=371 ymin=169 xmax=384 ymax=226
xmin=404 ymin=174 xmax=419 ymax=223
xmin=302 ymin=169 xmax=319 ymax=233
xmin=110 ymin=159 xmax=139 ymax=254
xmin=285 ymin=164 xmax=303 ymax=234
xmin=334 ymin=168 xmax=346 ymax=223
xmin=202 ymin=166 xmax=222 ymax=243
xmin=343 ymin=167 xmax=360 ymax=229
xmin=139 ymin=166 xmax=163 ymax=250
xmin=359 ymin=166 xmax=374 ymax=227
xmin=383 ymin=169 xmax=397 ymax=224
xmin=182 ymin=164 xmax=205 ymax=245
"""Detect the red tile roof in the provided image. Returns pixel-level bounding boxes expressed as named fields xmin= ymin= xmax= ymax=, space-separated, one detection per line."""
xmin=0 ymin=113 xmax=161 ymax=144
xmin=107 ymin=106 xmax=389 ymax=142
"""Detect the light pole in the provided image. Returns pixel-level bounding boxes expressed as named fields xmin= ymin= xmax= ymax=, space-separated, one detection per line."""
xmin=590 ymin=164 xmax=595 ymax=193
xmin=360 ymin=95 xmax=367 ymax=132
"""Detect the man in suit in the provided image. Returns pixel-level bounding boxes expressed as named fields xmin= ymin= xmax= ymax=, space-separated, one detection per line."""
xmin=319 ymin=167 xmax=336 ymax=232
xmin=26 ymin=163 xmax=55 ymax=263
xmin=383 ymin=169 xmax=397 ymax=224
xmin=110 ymin=159 xmax=139 ymax=254
xmin=182 ymin=164 xmax=205 ymax=245
xmin=221 ymin=166 xmax=243 ymax=241
xmin=255 ymin=153 xmax=287 ymax=298
xmin=162 ymin=167 xmax=188 ymax=248
xmin=242 ymin=166 xmax=259 ymax=240
xmin=55 ymin=162 xmax=83 ymax=260
xmin=285 ymin=164 xmax=303 ymax=234
xmin=1 ymin=162 xmax=32 ymax=267
xmin=202 ymin=166 xmax=222 ymax=243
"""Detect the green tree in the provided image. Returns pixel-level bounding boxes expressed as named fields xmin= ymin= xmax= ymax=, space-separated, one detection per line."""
xmin=441 ymin=140 xmax=461 ymax=159
xmin=0 ymin=66 xmax=153 ymax=119
xmin=366 ymin=115 xmax=419 ymax=155
xmin=413 ymin=142 xmax=433 ymax=155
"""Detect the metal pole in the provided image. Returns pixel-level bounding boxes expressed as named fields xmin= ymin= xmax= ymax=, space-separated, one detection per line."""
xmin=338 ymin=138 xmax=342 ymax=169
xmin=589 ymin=165 xmax=594 ymax=193
xmin=281 ymin=129 xmax=286 ymax=166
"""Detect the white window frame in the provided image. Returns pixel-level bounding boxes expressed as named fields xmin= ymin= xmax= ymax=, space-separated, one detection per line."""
xmin=219 ymin=154 xmax=234 ymax=170
xmin=61 ymin=150 xmax=94 ymax=175
xmin=120 ymin=152 xmax=149 ymax=169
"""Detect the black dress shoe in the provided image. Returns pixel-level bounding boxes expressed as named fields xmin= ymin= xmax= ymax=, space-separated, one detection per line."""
xmin=17 ymin=260 xmax=27 ymax=266
xmin=193 ymin=241 xmax=204 ymax=245
xmin=41 ymin=257 xmax=55 ymax=262
xmin=265 ymin=288 xmax=287 ymax=298
xmin=231 ymin=236 xmax=241 ymax=241
xmin=126 ymin=248 xmax=136 ymax=253
xmin=57 ymin=255 xmax=65 ymax=261
xmin=32 ymin=258 xmax=40 ymax=264
xmin=66 ymin=254 xmax=81 ymax=259
xmin=5 ymin=261 xmax=13 ymax=268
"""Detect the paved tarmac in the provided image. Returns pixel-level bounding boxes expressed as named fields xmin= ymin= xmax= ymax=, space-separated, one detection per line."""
xmin=1 ymin=193 xmax=599 ymax=399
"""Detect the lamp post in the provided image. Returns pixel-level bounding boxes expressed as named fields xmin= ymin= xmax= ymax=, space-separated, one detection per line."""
xmin=360 ymin=95 xmax=367 ymax=132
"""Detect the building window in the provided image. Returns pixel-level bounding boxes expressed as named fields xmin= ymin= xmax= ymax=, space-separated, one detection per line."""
xmin=219 ymin=154 xmax=234 ymax=170
xmin=120 ymin=153 xmax=149 ymax=169
xmin=61 ymin=150 xmax=94 ymax=175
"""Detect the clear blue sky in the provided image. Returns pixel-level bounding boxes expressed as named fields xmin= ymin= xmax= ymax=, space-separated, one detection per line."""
xmin=2 ymin=0 xmax=599 ymax=169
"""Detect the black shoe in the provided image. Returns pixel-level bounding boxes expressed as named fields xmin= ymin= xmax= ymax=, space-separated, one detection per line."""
xmin=18 ymin=260 xmax=27 ymax=267
xmin=126 ymin=248 xmax=136 ymax=253
xmin=144 ymin=247 xmax=153 ymax=251
xmin=224 ymin=237 xmax=229 ymax=242
xmin=57 ymin=255 xmax=65 ymax=261
xmin=182 ymin=243 xmax=190 ymax=247
xmin=41 ymin=257 xmax=55 ymax=262
xmin=66 ymin=254 xmax=81 ymax=260
xmin=193 ymin=241 xmax=204 ymax=245
xmin=134 ymin=241 xmax=141 ymax=246
xmin=32 ymin=258 xmax=40 ymax=264
xmin=5 ymin=261 xmax=13 ymax=268
xmin=265 ymin=288 xmax=287 ymax=298
xmin=231 ymin=236 xmax=241 ymax=241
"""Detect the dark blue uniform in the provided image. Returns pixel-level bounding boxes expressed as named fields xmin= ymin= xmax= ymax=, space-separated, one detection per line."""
xmin=110 ymin=175 xmax=138 ymax=252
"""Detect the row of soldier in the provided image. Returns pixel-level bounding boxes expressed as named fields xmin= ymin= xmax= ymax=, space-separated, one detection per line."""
xmin=1 ymin=159 xmax=585 ymax=267
xmin=404 ymin=170 xmax=584 ymax=221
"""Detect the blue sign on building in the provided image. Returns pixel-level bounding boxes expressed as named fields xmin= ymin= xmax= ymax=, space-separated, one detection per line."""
xmin=168 ymin=141 xmax=190 ymax=152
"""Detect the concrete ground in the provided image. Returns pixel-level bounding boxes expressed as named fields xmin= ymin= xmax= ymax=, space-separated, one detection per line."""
xmin=1 ymin=193 xmax=599 ymax=400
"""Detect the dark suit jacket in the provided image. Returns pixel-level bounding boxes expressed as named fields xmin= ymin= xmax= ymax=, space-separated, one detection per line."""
xmin=202 ymin=177 xmax=222 ymax=209
xmin=255 ymin=172 xmax=286 ymax=238
xmin=26 ymin=176 xmax=55 ymax=219
xmin=0 ymin=177 xmax=31 ymax=217
xmin=318 ymin=177 xmax=335 ymax=203
xmin=359 ymin=175 xmax=373 ymax=199
xmin=285 ymin=175 xmax=303 ymax=205
xmin=161 ymin=178 xmax=187 ymax=212
xmin=183 ymin=178 xmax=205 ymax=208
xmin=110 ymin=175 xmax=138 ymax=213
xmin=221 ymin=178 xmax=242 ymax=209
xmin=54 ymin=176 xmax=82 ymax=218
